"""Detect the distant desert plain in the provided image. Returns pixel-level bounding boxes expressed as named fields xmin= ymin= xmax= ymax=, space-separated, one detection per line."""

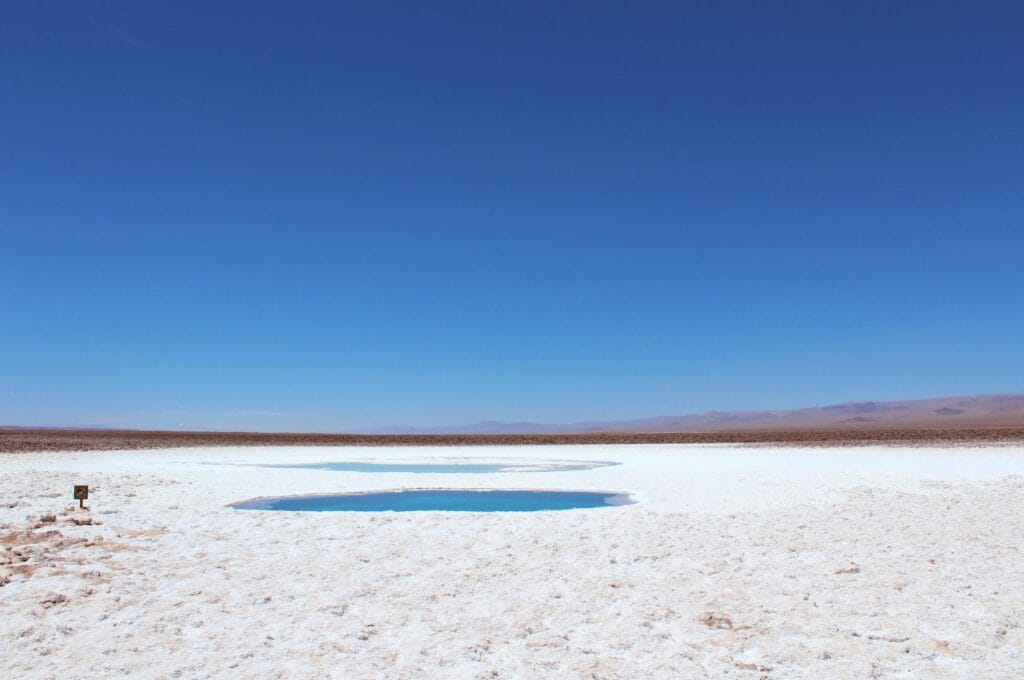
xmin=3 ymin=394 xmax=1024 ymax=452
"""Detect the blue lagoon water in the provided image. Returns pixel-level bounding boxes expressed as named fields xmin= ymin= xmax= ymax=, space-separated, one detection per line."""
xmin=272 ymin=462 xmax=518 ymax=473
xmin=263 ymin=461 xmax=617 ymax=473
xmin=231 ymin=489 xmax=632 ymax=512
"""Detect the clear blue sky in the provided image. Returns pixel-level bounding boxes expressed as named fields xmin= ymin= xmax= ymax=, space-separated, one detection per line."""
xmin=2 ymin=2 xmax=1022 ymax=431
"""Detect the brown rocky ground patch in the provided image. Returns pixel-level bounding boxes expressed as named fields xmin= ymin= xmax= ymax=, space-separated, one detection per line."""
xmin=2 ymin=427 xmax=1024 ymax=453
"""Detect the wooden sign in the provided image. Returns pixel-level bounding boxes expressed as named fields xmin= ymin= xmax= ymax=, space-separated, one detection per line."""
xmin=74 ymin=485 xmax=89 ymax=508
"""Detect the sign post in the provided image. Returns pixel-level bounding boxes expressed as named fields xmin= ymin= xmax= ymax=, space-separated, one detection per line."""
xmin=73 ymin=485 xmax=89 ymax=509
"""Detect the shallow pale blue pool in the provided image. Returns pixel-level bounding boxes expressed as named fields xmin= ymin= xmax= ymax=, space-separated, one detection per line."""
xmin=262 ymin=460 xmax=617 ymax=473
xmin=231 ymin=489 xmax=633 ymax=512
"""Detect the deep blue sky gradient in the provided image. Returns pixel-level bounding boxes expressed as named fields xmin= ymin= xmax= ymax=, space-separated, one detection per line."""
xmin=2 ymin=2 xmax=1022 ymax=430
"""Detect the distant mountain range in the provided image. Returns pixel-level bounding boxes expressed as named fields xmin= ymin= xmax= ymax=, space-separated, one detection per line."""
xmin=375 ymin=393 xmax=1024 ymax=434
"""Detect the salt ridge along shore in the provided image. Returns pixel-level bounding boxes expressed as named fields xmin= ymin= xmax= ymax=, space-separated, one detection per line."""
xmin=2 ymin=445 xmax=1023 ymax=678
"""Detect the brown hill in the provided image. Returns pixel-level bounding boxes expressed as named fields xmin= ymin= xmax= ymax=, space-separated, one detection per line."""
xmin=380 ymin=394 xmax=1024 ymax=434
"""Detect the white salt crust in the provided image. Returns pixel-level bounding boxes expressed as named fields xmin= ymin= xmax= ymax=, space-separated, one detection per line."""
xmin=2 ymin=444 xmax=1023 ymax=679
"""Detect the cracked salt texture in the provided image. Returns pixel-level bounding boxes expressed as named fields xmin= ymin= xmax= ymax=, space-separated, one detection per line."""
xmin=2 ymin=444 xmax=1023 ymax=678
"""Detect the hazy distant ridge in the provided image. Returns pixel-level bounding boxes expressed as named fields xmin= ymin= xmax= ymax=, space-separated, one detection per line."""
xmin=376 ymin=394 xmax=1024 ymax=434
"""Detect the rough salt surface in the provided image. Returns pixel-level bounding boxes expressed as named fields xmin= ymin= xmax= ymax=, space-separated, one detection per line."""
xmin=1 ymin=444 xmax=1023 ymax=679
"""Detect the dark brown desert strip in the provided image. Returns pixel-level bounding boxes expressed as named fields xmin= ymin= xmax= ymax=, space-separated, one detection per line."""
xmin=3 ymin=427 xmax=1024 ymax=453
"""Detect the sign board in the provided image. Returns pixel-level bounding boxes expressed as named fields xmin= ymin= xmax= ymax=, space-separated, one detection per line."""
xmin=74 ymin=485 xmax=89 ymax=508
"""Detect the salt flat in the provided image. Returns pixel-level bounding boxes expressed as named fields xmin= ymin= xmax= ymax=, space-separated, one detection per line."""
xmin=2 ymin=445 xmax=1023 ymax=679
